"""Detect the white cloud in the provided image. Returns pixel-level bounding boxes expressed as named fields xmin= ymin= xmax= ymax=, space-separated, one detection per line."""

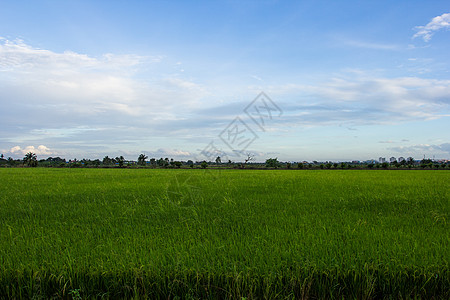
xmin=0 ymin=38 xmax=207 ymax=118
xmin=413 ymin=13 xmax=450 ymax=42
xmin=9 ymin=145 xmax=54 ymax=156
xmin=0 ymin=38 xmax=213 ymax=152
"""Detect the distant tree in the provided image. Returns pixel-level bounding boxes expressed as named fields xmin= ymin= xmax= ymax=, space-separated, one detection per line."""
xmin=333 ymin=163 xmax=338 ymax=169
xmin=340 ymin=162 xmax=346 ymax=169
xmin=174 ymin=161 xmax=182 ymax=168
xmin=265 ymin=158 xmax=280 ymax=168
xmin=0 ymin=154 xmax=3 ymax=159
xmin=157 ymin=158 xmax=164 ymax=167
xmin=92 ymin=159 xmax=101 ymax=167
xmin=170 ymin=159 xmax=176 ymax=168
xmin=150 ymin=158 xmax=156 ymax=167
xmin=319 ymin=164 xmax=324 ymax=169
xmin=244 ymin=153 xmax=254 ymax=165
xmin=325 ymin=163 xmax=332 ymax=169
xmin=138 ymin=154 xmax=148 ymax=166
xmin=420 ymin=159 xmax=432 ymax=169
xmin=297 ymin=163 xmax=304 ymax=169
xmin=391 ymin=160 xmax=399 ymax=168
xmin=23 ymin=152 xmax=37 ymax=167
xmin=367 ymin=163 xmax=374 ymax=169
xmin=215 ymin=156 xmax=221 ymax=164
xmin=156 ymin=158 xmax=168 ymax=168
xmin=381 ymin=162 xmax=389 ymax=169
xmin=407 ymin=157 xmax=415 ymax=165
xmin=116 ymin=156 xmax=125 ymax=168
xmin=103 ymin=156 xmax=112 ymax=165
xmin=286 ymin=162 xmax=291 ymax=169
xmin=201 ymin=161 xmax=208 ymax=169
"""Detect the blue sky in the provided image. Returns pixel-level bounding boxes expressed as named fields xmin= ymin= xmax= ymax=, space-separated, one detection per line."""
xmin=1 ymin=0 xmax=449 ymax=162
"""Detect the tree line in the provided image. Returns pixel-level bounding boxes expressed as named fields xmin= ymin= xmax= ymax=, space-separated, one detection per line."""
xmin=0 ymin=152 xmax=449 ymax=170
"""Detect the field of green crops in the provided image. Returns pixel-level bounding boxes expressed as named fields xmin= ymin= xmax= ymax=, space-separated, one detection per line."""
xmin=0 ymin=169 xmax=448 ymax=299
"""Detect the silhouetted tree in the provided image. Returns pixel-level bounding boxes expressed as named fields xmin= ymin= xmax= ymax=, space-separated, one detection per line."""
xmin=244 ymin=153 xmax=254 ymax=167
xmin=138 ymin=154 xmax=148 ymax=166
xmin=23 ymin=152 xmax=37 ymax=167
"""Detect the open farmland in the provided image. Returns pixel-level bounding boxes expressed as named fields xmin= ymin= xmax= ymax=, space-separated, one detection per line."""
xmin=0 ymin=169 xmax=448 ymax=299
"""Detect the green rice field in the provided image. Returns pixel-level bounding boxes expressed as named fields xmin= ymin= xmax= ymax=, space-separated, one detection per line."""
xmin=0 ymin=169 xmax=448 ymax=298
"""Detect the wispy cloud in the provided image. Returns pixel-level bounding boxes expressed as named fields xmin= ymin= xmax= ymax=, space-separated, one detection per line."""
xmin=146 ymin=148 xmax=192 ymax=158
xmin=342 ymin=39 xmax=400 ymax=50
xmin=413 ymin=13 xmax=450 ymax=42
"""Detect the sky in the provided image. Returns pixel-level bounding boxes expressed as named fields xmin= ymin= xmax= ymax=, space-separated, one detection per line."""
xmin=0 ymin=0 xmax=449 ymax=162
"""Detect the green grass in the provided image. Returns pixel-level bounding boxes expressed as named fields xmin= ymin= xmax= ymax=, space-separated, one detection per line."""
xmin=0 ymin=169 xmax=448 ymax=298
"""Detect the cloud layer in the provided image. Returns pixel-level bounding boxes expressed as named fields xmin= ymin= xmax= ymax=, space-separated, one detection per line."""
xmin=389 ymin=143 xmax=450 ymax=156
xmin=1 ymin=38 xmax=449 ymax=160
xmin=268 ymin=74 xmax=450 ymax=128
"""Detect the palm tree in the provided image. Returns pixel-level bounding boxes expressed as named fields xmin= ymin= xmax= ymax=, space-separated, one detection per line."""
xmin=23 ymin=152 xmax=37 ymax=167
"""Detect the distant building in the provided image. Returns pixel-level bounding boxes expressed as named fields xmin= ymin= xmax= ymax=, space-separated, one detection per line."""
xmin=390 ymin=157 xmax=396 ymax=163
xmin=379 ymin=157 xmax=386 ymax=163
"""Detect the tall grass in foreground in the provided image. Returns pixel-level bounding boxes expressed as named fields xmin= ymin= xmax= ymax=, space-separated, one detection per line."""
xmin=0 ymin=169 xmax=448 ymax=298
